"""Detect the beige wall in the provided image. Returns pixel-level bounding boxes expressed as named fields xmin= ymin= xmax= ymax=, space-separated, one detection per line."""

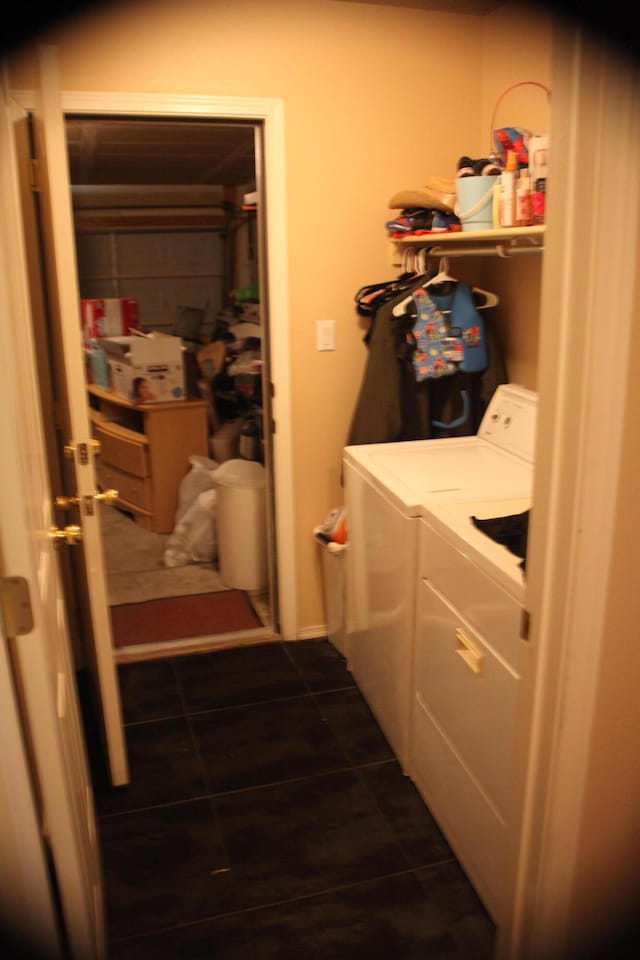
xmin=6 ymin=0 xmax=553 ymax=634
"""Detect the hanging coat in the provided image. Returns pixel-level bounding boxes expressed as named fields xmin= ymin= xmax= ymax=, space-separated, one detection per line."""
xmin=346 ymin=281 xmax=422 ymax=446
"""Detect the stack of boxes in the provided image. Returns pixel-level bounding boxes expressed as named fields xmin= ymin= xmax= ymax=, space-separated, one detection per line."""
xmin=81 ymin=297 xmax=139 ymax=347
xmin=101 ymin=336 xmax=185 ymax=403
xmin=83 ymin=297 xmax=139 ymax=389
xmin=82 ymin=297 xmax=185 ymax=403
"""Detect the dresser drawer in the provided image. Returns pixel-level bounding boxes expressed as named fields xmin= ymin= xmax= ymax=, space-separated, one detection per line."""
xmin=419 ymin=519 xmax=524 ymax=671
xmin=94 ymin=424 xmax=149 ymax=478
xmin=96 ymin=461 xmax=152 ymax=512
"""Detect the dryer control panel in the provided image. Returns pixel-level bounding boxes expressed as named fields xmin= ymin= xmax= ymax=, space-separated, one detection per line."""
xmin=477 ymin=384 xmax=537 ymax=464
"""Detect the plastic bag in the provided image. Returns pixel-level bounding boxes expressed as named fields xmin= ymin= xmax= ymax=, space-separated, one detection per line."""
xmin=175 ymin=455 xmax=218 ymax=522
xmin=164 ymin=489 xmax=218 ymax=567
xmin=163 ymin=455 xmax=219 ymax=567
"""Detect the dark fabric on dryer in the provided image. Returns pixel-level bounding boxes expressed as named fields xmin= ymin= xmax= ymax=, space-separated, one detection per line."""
xmin=471 ymin=510 xmax=530 ymax=571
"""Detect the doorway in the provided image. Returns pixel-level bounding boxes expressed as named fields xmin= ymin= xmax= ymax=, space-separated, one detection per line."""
xmin=12 ymin=86 xmax=297 ymax=651
xmin=67 ymin=114 xmax=276 ymax=657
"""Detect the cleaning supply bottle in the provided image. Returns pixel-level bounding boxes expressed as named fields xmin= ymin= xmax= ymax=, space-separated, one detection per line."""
xmin=532 ymin=178 xmax=546 ymax=224
xmin=530 ymin=134 xmax=549 ymax=225
xmin=499 ymin=150 xmax=517 ymax=227
xmin=239 ymin=415 xmax=260 ymax=461
xmin=516 ymin=169 xmax=532 ymax=227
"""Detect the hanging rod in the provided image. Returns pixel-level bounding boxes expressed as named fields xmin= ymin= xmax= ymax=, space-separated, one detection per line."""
xmin=424 ymin=242 xmax=544 ymax=258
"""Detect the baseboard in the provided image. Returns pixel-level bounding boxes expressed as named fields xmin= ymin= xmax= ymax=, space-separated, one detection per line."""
xmin=295 ymin=624 xmax=328 ymax=640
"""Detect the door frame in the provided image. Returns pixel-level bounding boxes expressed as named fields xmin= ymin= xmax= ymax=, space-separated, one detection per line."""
xmin=501 ymin=26 xmax=640 ymax=960
xmin=11 ymin=86 xmax=297 ymax=642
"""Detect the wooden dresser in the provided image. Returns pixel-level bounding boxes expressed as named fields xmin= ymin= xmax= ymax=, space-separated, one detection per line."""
xmin=87 ymin=384 xmax=208 ymax=534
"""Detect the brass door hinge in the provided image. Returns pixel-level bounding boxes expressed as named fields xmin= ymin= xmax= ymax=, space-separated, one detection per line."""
xmin=29 ymin=157 xmax=41 ymax=192
xmin=0 ymin=576 xmax=34 ymax=637
xmin=63 ymin=439 xmax=101 ymax=463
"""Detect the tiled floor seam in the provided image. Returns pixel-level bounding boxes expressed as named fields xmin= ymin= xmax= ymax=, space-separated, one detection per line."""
xmin=107 ymin=863 xmax=438 ymax=947
xmin=97 ymin=759 xmax=392 ymax=819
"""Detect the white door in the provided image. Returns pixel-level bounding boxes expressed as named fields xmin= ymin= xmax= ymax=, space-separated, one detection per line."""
xmin=28 ymin=46 xmax=129 ymax=787
xmin=0 ymin=616 xmax=64 ymax=959
xmin=1 ymin=68 xmax=106 ymax=960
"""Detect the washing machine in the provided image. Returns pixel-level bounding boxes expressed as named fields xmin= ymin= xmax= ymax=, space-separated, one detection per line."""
xmin=410 ymin=492 xmax=531 ymax=923
xmin=342 ymin=384 xmax=536 ymax=772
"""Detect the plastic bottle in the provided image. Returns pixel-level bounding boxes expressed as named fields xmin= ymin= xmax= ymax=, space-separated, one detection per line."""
xmin=516 ymin=170 xmax=532 ymax=227
xmin=499 ymin=151 xmax=517 ymax=228
xmin=239 ymin=416 xmax=260 ymax=461
xmin=532 ymin=178 xmax=546 ymax=224
xmin=492 ymin=178 xmax=501 ymax=228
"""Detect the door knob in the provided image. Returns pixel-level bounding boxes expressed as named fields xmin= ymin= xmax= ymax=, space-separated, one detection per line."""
xmin=49 ymin=524 xmax=83 ymax=546
xmin=94 ymin=488 xmax=119 ymax=505
xmin=56 ymin=489 xmax=119 ymax=509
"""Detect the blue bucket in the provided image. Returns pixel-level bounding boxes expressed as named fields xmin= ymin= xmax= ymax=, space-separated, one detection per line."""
xmin=455 ymin=175 xmax=498 ymax=231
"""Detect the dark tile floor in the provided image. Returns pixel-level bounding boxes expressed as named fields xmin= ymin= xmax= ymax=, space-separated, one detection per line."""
xmin=86 ymin=639 xmax=495 ymax=959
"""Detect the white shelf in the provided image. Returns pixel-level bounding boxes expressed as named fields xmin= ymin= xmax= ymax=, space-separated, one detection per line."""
xmin=391 ymin=225 xmax=545 ymax=263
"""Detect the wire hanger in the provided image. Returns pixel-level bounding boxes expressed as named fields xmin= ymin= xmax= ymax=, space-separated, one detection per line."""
xmin=392 ymin=256 xmax=450 ymax=316
xmin=468 ymin=285 xmax=499 ymax=308
xmin=392 ymin=251 xmax=500 ymax=315
xmin=433 ymin=256 xmax=499 ymax=307
xmin=416 ymin=247 xmax=428 ymax=275
xmin=424 ymin=256 xmax=453 ymax=286
xmin=426 ymin=258 xmax=499 ymax=309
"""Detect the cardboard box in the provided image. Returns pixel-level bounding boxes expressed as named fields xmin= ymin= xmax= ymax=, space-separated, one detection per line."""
xmin=81 ymin=298 xmax=139 ymax=347
xmin=102 ymin=335 xmax=185 ymax=403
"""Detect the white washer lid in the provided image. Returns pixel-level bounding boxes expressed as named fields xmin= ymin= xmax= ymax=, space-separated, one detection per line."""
xmin=344 ymin=437 xmax=533 ymax=515
xmin=421 ymin=495 xmax=532 ymax=600
xmin=344 ymin=383 xmax=537 ymax=516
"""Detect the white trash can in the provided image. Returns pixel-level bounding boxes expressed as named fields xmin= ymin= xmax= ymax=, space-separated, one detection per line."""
xmin=212 ymin=459 xmax=267 ymax=591
xmin=314 ymin=527 xmax=347 ymax=656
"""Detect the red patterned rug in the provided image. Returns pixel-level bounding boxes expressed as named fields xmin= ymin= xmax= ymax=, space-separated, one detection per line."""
xmin=110 ymin=590 xmax=261 ymax=647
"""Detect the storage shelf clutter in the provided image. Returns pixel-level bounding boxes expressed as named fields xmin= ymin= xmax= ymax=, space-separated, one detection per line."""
xmin=84 ymin=296 xmax=265 ymax=468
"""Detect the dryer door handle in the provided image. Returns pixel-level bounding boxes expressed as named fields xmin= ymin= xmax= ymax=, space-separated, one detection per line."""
xmin=455 ymin=627 xmax=484 ymax=676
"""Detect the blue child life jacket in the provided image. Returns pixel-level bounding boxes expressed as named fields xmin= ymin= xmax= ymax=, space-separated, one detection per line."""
xmin=408 ymin=280 xmax=489 ymax=381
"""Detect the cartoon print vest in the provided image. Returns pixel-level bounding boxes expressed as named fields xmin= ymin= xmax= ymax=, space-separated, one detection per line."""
xmin=407 ymin=281 xmax=488 ymax=381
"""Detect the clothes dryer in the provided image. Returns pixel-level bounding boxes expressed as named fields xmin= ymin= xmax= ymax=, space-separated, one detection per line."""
xmin=410 ymin=493 xmax=531 ymax=923
xmin=343 ymin=384 xmax=536 ymax=772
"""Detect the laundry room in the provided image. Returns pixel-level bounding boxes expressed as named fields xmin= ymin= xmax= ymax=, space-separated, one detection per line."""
xmin=3 ymin=3 xmax=639 ymax=959
xmin=5 ymin=0 xmax=553 ymax=640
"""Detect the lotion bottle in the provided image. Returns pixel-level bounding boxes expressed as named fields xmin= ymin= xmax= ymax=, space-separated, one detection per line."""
xmin=499 ymin=150 xmax=517 ymax=227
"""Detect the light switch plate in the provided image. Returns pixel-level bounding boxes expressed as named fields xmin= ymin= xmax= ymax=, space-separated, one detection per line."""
xmin=316 ymin=320 xmax=335 ymax=351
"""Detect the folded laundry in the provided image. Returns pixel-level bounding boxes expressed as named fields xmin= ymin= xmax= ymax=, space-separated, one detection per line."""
xmin=385 ymin=208 xmax=436 ymax=233
xmin=386 ymin=207 xmax=461 ymax=238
